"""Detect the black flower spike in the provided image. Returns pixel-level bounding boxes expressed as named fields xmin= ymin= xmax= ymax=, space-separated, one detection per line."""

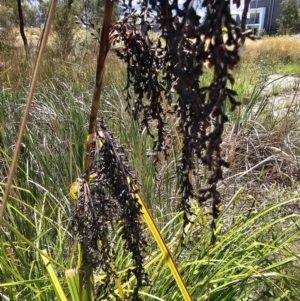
xmin=72 ymin=120 xmax=149 ymax=300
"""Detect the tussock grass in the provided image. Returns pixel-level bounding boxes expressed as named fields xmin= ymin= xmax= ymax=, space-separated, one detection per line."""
xmin=1 ymin=31 xmax=300 ymax=299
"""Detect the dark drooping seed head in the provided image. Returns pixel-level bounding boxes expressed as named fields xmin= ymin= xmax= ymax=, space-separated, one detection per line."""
xmin=72 ymin=121 xmax=149 ymax=300
xmin=114 ymin=0 xmax=255 ymax=239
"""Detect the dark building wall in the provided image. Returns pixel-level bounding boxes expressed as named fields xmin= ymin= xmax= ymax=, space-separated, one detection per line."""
xmin=250 ymin=0 xmax=283 ymax=32
xmin=269 ymin=0 xmax=283 ymax=32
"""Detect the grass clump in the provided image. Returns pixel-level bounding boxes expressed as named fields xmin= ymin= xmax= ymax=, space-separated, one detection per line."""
xmin=1 ymin=2 xmax=300 ymax=300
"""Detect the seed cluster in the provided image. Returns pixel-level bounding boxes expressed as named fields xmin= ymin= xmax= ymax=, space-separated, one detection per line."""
xmin=72 ymin=121 xmax=149 ymax=300
xmin=114 ymin=0 xmax=255 ymax=236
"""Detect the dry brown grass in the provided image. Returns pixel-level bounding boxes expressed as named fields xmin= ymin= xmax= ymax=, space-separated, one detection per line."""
xmin=220 ymin=108 xmax=300 ymax=214
xmin=0 ymin=25 xmax=101 ymax=89
xmin=241 ymin=36 xmax=300 ymax=63
xmin=148 ymin=34 xmax=300 ymax=66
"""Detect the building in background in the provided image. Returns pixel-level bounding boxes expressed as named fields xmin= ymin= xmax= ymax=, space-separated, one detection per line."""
xmin=198 ymin=0 xmax=286 ymax=33
xmin=230 ymin=0 xmax=283 ymax=33
xmin=133 ymin=0 xmax=294 ymax=34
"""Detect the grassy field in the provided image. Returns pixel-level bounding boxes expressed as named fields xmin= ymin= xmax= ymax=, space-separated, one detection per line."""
xmin=0 ymin=32 xmax=300 ymax=300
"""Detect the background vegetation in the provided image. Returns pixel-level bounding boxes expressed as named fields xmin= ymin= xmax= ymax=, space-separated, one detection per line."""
xmin=277 ymin=0 xmax=300 ymax=35
xmin=0 ymin=0 xmax=300 ymax=300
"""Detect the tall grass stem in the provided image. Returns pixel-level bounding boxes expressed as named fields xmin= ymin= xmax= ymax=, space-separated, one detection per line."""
xmin=0 ymin=0 xmax=57 ymax=227
xmin=85 ymin=0 xmax=115 ymax=181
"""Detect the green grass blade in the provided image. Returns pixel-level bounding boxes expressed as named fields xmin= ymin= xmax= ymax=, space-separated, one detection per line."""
xmin=128 ymin=177 xmax=192 ymax=301
xmin=41 ymin=249 xmax=68 ymax=301
xmin=1 ymin=219 xmax=65 ymax=269
xmin=65 ymin=269 xmax=80 ymax=301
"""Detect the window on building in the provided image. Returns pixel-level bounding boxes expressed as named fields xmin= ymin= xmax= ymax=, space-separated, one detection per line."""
xmin=250 ymin=0 xmax=262 ymax=9
xmin=247 ymin=13 xmax=260 ymax=24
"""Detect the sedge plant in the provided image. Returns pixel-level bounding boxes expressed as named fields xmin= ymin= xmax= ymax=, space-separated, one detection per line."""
xmin=0 ymin=0 xmax=300 ymax=300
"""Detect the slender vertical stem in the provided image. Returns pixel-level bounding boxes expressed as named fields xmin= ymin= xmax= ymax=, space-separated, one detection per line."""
xmin=0 ymin=0 xmax=58 ymax=227
xmin=80 ymin=1 xmax=115 ymax=296
xmin=84 ymin=0 xmax=115 ymax=181
xmin=16 ymin=0 xmax=29 ymax=59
